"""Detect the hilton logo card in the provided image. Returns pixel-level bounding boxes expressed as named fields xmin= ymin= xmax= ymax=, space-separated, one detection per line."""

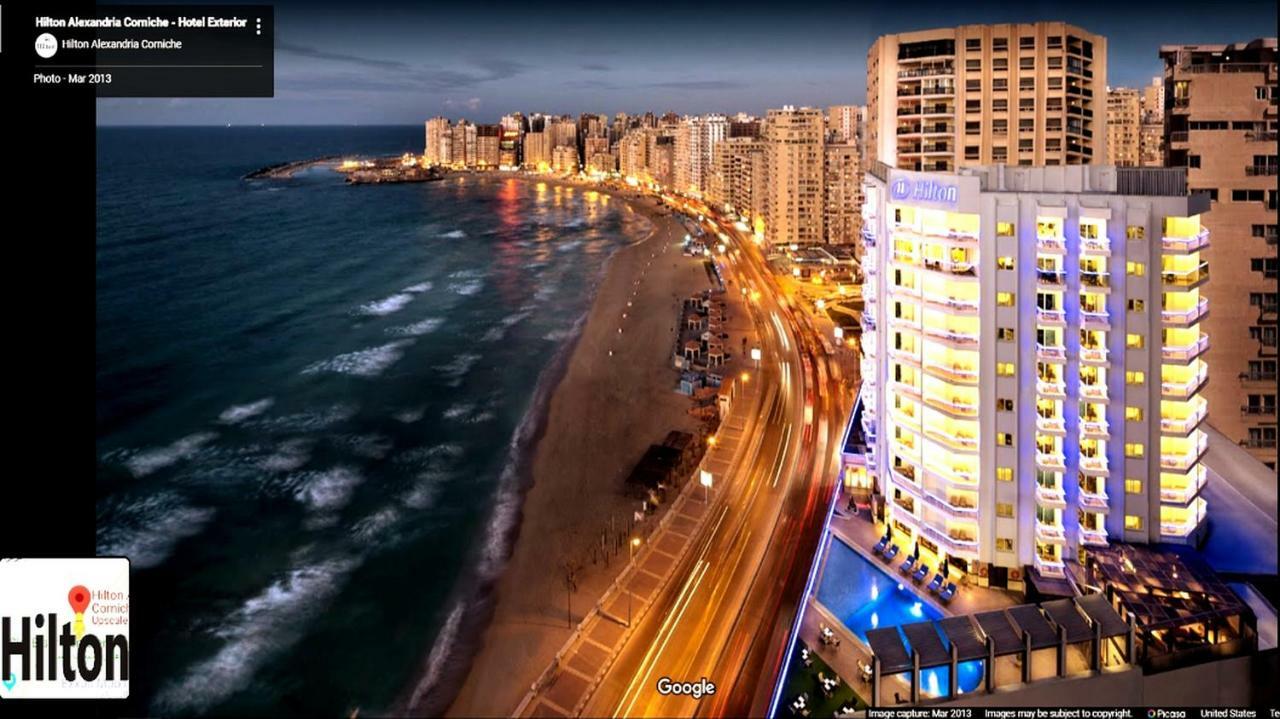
xmin=0 ymin=557 xmax=130 ymax=699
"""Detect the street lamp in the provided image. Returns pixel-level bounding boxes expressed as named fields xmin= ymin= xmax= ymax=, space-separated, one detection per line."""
xmin=628 ymin=537 xmax=641 ymax=626
xmin=751 ymin=347 xmax=762 ymax=368
xmin=700 ymin=469 xmax=713 ymax=503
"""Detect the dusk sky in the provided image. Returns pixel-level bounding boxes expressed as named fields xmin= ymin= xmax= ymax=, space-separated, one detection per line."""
xmin=96 ymin=0 xmax=1277 ymax=125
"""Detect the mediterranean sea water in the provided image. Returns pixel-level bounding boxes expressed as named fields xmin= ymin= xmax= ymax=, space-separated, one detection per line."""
xmin=95 ymin=126 xmax=651 ymax=715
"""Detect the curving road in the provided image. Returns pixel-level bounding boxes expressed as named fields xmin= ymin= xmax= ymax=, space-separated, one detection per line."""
xmin=573 ymin=200 xmax=851 ymax=719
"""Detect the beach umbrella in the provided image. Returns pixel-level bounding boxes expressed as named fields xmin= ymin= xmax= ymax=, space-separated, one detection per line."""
xmin=913 ymin=540 xmax=920 ymax=558
xmin=942 ymin=561 xmax=950 ymax=578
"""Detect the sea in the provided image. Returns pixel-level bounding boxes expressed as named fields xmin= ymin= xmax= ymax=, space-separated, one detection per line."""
xmin=95 ymin=126 xmax=652 ymax=716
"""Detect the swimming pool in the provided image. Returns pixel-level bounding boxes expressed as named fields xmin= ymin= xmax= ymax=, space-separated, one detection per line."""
xmin=816 ymin=537 xmax=983 ymax=696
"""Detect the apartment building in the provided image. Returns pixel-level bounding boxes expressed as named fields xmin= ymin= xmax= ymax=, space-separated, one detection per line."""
xmin=551 ymin=145 xmax=578 ymax=175
xmin=1161 ymin=38 xmax=1278 ymax=469
xmin=764 ymin=106 xmax=826 ymax=246
xmin=425 ymin=116 xmax=452 ymax=166
xmin=824 ymin=140 xmax=863 ymax=245
xmin=674 ymin=114 xmax=729 ymax=198
xmin=708 ymin=136 xmax=768 ymax=235
xmin=476 ymin=124 xmax=501 ymax=169
xmin=1107 ymin=87 xmax=1141 ymax=166
xmin=1140 ymin=77 xmax=1166 ymax=167
xmin=867 ymin=22 xmax=1107 ymax=172
xmin=450 ymin=120 xmax=477 ymax=168
xmin=860 ymin=163 xmax=1211 ymax=587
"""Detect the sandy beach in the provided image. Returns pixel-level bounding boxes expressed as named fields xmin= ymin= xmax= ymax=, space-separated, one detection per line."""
xmin=439 ymin=177 xmax=713 ymax=717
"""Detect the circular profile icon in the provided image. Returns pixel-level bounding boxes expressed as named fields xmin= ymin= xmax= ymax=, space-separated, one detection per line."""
xmin=35 ymin=33 xmax=59 ymax=58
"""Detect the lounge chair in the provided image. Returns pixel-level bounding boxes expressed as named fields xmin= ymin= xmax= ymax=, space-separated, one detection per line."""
xmin=872 ymin=537 xmax=888 ymax=555
xmin=939 ymin=582 xmax=958 ymax=603
xmin=883 ymin=544 xmax=900 ymax=561
xmin=899 ymin=555 xmax=917 ymax=573
xmin=926 ymin=574 xmax=944 ymax=593
xmin=912 ymin=564 xmax=930 ymax=583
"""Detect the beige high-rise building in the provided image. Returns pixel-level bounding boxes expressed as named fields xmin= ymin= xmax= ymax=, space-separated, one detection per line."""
xmin=586 ymin=151 xmax=616 ymax=175
xmin=1161 ymin=38 xmax=1278 ymax=469
xmin=709 ymin=137 xmax=767 ymax=232
xmin=867 ymin=22 xmax=1107 ymax=172
xmin=523 ymin=129 xmax=552 ymax=171
xmin=584 ymin=136 xmax=610 ymax=169
xmin=618 ymin=129 xmax=648 ymax=181
xmin=450 ymin=120 xmax=477 ymax=168
xmin=476 ymin=125 xmax=501 ymax=169
xmin=764 ymin=106 xmax=825 ymax=246
xmin=824 ymin=140 xmax=863 ymax=245
xmin=1140 ymin=77 xmax=1166 ymax=167
xmin=425 ymin=116 xmax=452 ymax=166
xmin=1107 ymin=87 xmax=1141 ymax=166
xmin=826 ymin=105 xmax=864 ymax=144
xmin=552 ymin=145 xmax=578 ymax=175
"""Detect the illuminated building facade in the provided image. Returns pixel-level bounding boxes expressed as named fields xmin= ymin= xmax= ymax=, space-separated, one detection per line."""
xmin=425 ymin=116 xmax=452 ymax=166
xmin=475 ymin=125 xmax=501 ymax=169
xmin=764 ymin=106 xmax=826 ymax=246
xmin=552 ymin=145 xmax=578 ymax=175
xmin=1161 ymin=39 xmax=1278 ymax=470
xmin=1106 ymin=87 xmax=1141 ymax=167
xmin=867 ymin=22 xmax=1107 ymax=172
xmin=861 ymin=163 xmax=1211 ymax=587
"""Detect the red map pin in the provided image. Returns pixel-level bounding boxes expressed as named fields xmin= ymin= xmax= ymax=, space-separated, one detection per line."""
xmin=68 ymin=585 xmax=90 ymax=614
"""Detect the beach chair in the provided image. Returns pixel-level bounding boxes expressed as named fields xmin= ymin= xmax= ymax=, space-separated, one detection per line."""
xmin=883 ymin=544 xmax=900 ymax=561
xmin=872 ymin=536 xmax=888 ymax=554
xmin=899 ymin=554 xmax=917 ymax=573
xmin=939 ymin=582 xmax=958 ymax=603
xmin=912 ymin=564 xmax=930 ymax=583
xmin=926 ymin=574 xmax=944 ymax=593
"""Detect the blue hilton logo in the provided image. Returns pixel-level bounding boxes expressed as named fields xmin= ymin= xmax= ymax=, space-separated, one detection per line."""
xmin=890 ymin=177 xmax=958 ymax=205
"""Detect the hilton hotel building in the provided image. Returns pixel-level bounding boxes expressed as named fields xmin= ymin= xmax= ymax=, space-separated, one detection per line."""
xmin=859 ymin=163 xmax=1211 ymax=586
xmin=867 ymin=22 xmax=1107 ymax=173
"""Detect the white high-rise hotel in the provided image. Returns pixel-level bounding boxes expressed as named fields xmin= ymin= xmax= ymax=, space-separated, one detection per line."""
xmin=860 ymin=163 xmax=1211 ymax=583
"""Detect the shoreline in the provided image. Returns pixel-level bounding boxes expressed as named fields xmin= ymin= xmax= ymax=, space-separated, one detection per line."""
xmin=396 ymin=174 xmax=702 ymax=717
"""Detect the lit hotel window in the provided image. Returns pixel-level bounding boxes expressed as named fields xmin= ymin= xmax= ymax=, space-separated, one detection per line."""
xmin=996 ymin=503 xmax=1014 ymax=518
xmin=998 ymin=327 xmax=1015 ymax=341
xmin=1126 ymin=371 xmax=1145 ymax=385
xmin=1126 ymin=225 xmax=1145 ymax=240
xmin=1126 ymin=261 xmax=1145 ymax=276
xmin=1125 ymin=442 xmax=1145 ymax=458
xmin=1125 ymin=478 xmax=1143 ymax=494
xmin=997 ymin=291 xmax=1015 ymax=306
xmin=1124 ymin=515 xmax=1144 ymax=530
xmin=996 ymin=537 xmax=1014 ymax=552
xmin=1125 ymin=406 xmax=1144 ymax=421
xmin=997 ymin=432 xmax=1014 ymax=446
xmin=997 ymin=467 xmax=1013 ymax=482
xmin=1126 ymin=333 xmax=1145 ymax=349
xmin=997 ymin=398 xmax=1014 ymax=411
xmin=997 ymin=222 xmax=1015 ymax=237
xmin=998 ymin=362 xmax=1016 ymax=377
xmin=1127 ymin=299 xmax=1145 ymax=312
xmin=997 ymin=256 xmax=1015 ymax=270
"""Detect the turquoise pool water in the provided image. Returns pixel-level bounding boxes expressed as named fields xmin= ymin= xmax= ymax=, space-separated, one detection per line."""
xmin=816 ymin=537 xmax=983 ymax=696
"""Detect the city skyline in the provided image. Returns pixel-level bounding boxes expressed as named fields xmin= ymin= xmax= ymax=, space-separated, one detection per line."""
xmin=96 ymin=0 xmax=1275 ymax=125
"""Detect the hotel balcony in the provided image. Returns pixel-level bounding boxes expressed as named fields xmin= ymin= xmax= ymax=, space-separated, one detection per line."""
xmin=1080 ymin=418 xmax=1110 ymax=438
xmin=1080 ymin=345 xmax=1109 ymax=364
xmin=926 ymin=465 xmax=978 ymax=490
xmin=888 ymin=311 xmax=922 ymax=331
xmin=920 ymin=257 xmax=976 ymax=279
xmin=1162 ymin=297 xmax=1209 ymax=326
xmin=1034 ymin=553 xmax=1067 ymax=578
xmin=1035 ymin=520 xmax=1067 ymax=545
xmin=890 ymin=461 xmax=921 ymax=488
xmin=922 ymin=357 xmax=979 ymax=384
xmin=1037 ymin=307 xmax=1066 ymax=325
xmin=1160 ymin=433 xmax=1209 ymax=471
xmin=1077 ymin=525 xmax=1109 ymax=547
xmin=923 ymin=325 xmax=979 ymax=347
xmin=888 ymin=343 xmax=922 ymax=365
xmin=1160 ymin=465 xmax=1208 ymax=505
xmin=1036 ymin=483 xmax=1067 ymax=508
xmin=1080 ymin=270 xmax=1111 ymax=291
xmin=1037 ymin=413 xmax=1067 ymax=435
xmin=1162 ymin=333 xmax=1209 ymax=363
xmin=923 ymin=424 xmax=979 ymax=453
xmin=923 ymin=523 xmax=980 ymax=559
xmin=1037 ymin=343 xmax=1068 ymax=362
xmin=1037 ymin=378 xmax=1067 ymax=397
xmin=1037 ymin=234 xmax=1067 ymax=254
xmin=891 ymin=248 xmax=918 ymax=265
xmin=1036 ymin=268 xmax=1067 ymax=287
xmin=1080 ymin=309 xmax=1110 ymax=329
xmin=1160 ymin=497 xmax=1208 ymax=542
xmin=1079 ymin=454 xmax=1110 ymax=476
xmin=922 ymin=291 xmax=979 ymax=314
xmin=888 ymin=379 xmax=922 ymax=402
xmin=1162 ymin=262 xmax=1209 ymax=290
xmin=861 ymin=226 xmax=877 ymax=248
xmin=1160 ymin=401 xmax=1208 ymax=435
xmin=1036 ymin=451 xmax=1067 ymax=471
xmin=1161 ymin=228 xmax=1210 ymax=253
xmin=923 ymin=489 xmax=979 ymax=516
xmin=924 ymin=393 xmax=979 ymax=418
xmin=897 ymin=124 xmax=923 ymax=136
xmin=1078 ymin=487 xmax=1111 ymax=512
xmin=1079 ymin=381 xmax=1109 ymax=402
xmin=888 ymin=280 xmax=921 ymax=298
xmin=1080 ymin=237 xmax=1112 ymax=256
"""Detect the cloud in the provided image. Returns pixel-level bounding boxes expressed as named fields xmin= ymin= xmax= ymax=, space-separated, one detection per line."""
xmin=444 ymin=97 xmax=483 ymax=111
xmin=419 ymin=57 xmax=524 ymax=91
xmin=581 ymin=63 xmax=613 ymax=72
xmin=644 ymin=80 xmax=745 ymax=90
xmin=276 ymin=41 xmax=412 ymax=72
